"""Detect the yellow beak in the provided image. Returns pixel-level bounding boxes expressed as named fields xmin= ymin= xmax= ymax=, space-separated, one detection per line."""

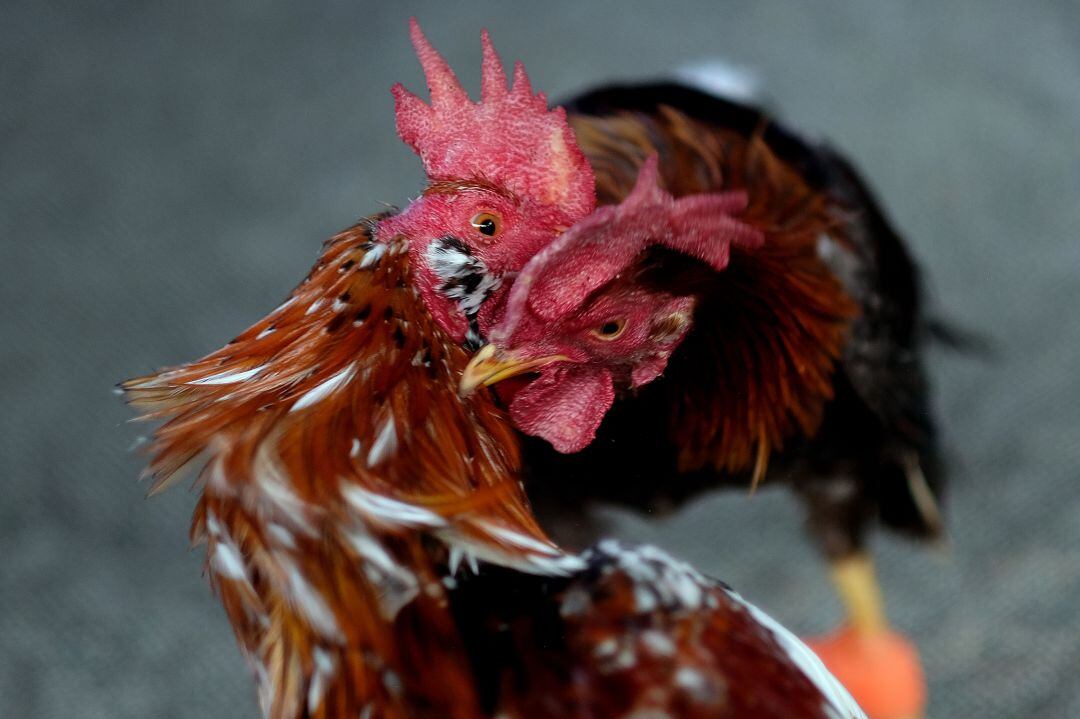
xmin=459 ymin=344 xmax=567 ymax=395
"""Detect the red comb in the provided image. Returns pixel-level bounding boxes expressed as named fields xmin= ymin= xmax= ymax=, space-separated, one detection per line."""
xmin=493 ymin=155 xmax=764 ymax=341
xmin=393 ymin=19 xmax=595 ymax=223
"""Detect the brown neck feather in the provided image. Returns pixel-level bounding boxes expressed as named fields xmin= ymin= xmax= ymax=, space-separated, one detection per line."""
xmin=572 ymin=109 xmax=857 ymax=476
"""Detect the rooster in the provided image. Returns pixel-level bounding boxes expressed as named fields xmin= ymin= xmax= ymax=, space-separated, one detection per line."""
xmin=122 ymin=23 xmax=865 ymax=719
xmin=463 ymin=80 xmax=944 ymax=719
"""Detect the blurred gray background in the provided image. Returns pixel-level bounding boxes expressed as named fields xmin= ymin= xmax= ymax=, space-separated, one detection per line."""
xmin=3 ymin=1 xmax=1078 ymax=717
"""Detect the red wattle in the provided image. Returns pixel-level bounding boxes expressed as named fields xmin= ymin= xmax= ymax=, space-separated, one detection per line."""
xmin=509 ymin=366 xmax=614 ymax=453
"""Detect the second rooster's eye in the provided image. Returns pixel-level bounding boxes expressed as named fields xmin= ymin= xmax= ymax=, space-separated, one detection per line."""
xmin=470 ymin=212 xmax=501 ymax=238
xmin=591 ymin=319 xmax=627 ymax=341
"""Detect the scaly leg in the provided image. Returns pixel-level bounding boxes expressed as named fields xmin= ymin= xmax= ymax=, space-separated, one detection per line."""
xmin=806 ymin=553 xmax=926 ymax=719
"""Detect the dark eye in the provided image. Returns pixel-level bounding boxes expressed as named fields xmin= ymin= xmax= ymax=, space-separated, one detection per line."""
xmin=591 ymin=319 xmax=627 ymax=340
xmin=470 ymin=212 xmax=501 ymax=238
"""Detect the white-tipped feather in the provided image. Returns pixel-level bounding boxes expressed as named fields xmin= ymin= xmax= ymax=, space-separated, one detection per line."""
xmin=276 ymin=553 xmax=344 ymax=640
xmin=190 ymin=365 xmax=265 ymax=385
xmin=366 ymin=417 xmax=398 ymax=467
xmin=306 ymin=648 xmax=337 ymax=714
xmin=725 ymin=589 xmax=867 ymax=719
xmin=343 ymin=484 xmax=446 ymax=529
xmin=291 ymin=364 xmax=355 ymax=412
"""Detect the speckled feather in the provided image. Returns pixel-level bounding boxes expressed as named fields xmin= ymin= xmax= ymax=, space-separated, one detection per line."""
xmin=451 ymin=541 xmax=865 ymax=719
xmin=123 ymin=222 xmax=577 ymax=718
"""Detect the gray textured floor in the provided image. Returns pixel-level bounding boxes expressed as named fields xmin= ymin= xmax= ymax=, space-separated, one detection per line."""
xmin=3 ymin=2 xmax=1079 ymax=717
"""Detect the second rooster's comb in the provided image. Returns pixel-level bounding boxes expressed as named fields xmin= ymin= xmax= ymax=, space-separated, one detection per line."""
xmin=493 ymin=156 xmax=765 ymax=343
xmin=393 ymin=20 xmax=595 ymax=224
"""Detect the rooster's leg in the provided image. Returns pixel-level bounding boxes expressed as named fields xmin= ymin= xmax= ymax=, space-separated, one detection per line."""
xmin=831 ymin=552 xmax=887 ymax=634
xmin=807 ymin=552 xmax=925 ymax=719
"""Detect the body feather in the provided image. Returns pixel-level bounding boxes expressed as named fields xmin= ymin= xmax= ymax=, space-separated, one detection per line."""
xmin=124 ymin=221 xmax=577 ymax=717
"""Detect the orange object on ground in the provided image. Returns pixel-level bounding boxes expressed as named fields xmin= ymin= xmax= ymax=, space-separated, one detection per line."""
xmin=806 ymin=627 xmax=926 ymax=719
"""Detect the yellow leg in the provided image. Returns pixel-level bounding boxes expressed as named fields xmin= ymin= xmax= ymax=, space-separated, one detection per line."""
xmin=830 ymin=552 xmax=888 ymax=636
xmin=809 ymin=552 xmax=926 ymax=719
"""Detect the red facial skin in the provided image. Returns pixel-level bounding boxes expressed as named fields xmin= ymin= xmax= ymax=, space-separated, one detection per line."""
xmin=378 ymin=188 xmax=571 ymax=342
xmin=498 ymin=283 xmax=696 ymax=453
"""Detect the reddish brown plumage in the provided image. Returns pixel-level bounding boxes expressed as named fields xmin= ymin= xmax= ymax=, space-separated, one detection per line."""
xmin=123 ymin=219 xmax=865 ymax=719
xmin=124 ymin=222 xmax=573 ymax=718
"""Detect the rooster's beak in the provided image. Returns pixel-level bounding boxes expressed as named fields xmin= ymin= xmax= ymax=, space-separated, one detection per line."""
xmin=459 ymin=344 xmax=566 ymax=395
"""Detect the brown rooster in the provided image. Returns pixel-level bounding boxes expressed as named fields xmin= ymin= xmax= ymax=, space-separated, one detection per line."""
xmin=463 ymin=82 xmax=943 ymax=719
xmin=123 ymin=23 xmax=865 ymax=719
xmin=121 ymin=21 xmax=593 ymax=717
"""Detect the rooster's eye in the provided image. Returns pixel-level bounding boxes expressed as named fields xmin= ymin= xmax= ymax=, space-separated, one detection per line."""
xmin=591 ymin=319 xmax=627 ymax=340
xmin=470 ymin=212 xmax=501 ymax=238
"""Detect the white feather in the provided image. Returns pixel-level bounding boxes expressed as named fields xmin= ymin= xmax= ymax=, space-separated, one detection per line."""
xmin=342 ymin=485 xmax=445 ymax=528
xmin=306 ymin=648 xmax=336 ymax=713
xmin=291 ymin=364 xmax=355 ymax=412
xmin=366 ymin=417 xmax=398 ymax=467
xmin=190 ymin=365 xmax=265 ymax=385
xmin=673 ymin=59 xmax=763 ymax=104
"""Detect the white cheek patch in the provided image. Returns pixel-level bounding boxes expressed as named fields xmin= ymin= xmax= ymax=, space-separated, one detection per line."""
xmin=426 ymin=237 xmax=502 ymax=322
